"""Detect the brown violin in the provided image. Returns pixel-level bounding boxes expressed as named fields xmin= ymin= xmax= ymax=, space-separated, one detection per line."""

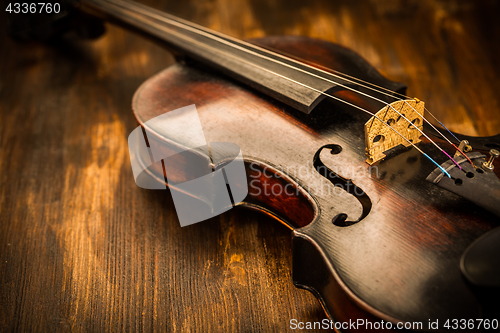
xmin=7 ymin=0 xmax=500 ymax=331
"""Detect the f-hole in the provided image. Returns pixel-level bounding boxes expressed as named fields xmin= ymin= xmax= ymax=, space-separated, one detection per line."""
xmin=313 ymin=144 xmax=372 ymax=226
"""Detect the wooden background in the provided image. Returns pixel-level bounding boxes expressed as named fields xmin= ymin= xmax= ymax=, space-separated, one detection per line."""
xmin=1 ymin=0 xmax=500 ymax=332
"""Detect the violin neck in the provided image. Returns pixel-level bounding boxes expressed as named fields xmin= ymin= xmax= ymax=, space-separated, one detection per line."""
xmin=79 ymin=0 xmax=350 ymax=113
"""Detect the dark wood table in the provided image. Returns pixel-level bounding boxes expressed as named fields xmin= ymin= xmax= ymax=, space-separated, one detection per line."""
xmin=1 ymin=0 xmax=499 ymax=331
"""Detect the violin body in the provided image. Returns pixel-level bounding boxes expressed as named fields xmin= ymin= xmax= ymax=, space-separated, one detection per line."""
xmin=132 ymin=36 xmax=499 ymax=329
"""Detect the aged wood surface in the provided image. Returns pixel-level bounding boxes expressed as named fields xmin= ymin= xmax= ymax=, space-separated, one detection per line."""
xmin=1 ymin=0 xmax=499 ymax=332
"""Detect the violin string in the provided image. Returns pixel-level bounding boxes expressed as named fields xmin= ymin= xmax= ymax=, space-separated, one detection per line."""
xmin=115 ymin=0 xmax=465 ymax=153
xmin=312 ymin=69 xmax=457 ymax=143
xmin=152 ymin=2 xmax=471 ymax=168
xmin=325 ymin=72 xmax=475 ymax=168
xmin=107 ymin=2 xmax=443 ymax=130
xmin=108 ymin=0 xmax=465 ymax=169
xmin=328 ymin=70 xmax=463 ymax=141
xmin=189 ymin=20 xmax=465 ymax=148
xmin=218 ymin=21 xmax=470 ymax=168
xmin=103 ymin=0 xmax=452 ymax=177
xmin=327 ymin=69 xmax=473 ymax=163
xmin=124 ymin=0 xmax=464 ymax=149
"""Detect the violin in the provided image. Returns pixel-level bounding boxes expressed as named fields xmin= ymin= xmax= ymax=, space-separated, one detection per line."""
xmin=6 ymin=0 xmax=500 ymax=331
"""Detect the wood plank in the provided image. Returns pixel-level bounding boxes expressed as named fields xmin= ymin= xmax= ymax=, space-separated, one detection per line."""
xmin=1 ymin=0 xmax=499 ymax=331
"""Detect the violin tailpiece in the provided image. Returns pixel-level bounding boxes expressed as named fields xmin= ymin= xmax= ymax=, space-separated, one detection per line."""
xmin=364 ymin=99 xmax=425 ymax=165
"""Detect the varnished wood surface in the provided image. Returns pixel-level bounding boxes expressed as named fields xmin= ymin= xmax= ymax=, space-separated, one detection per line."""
xmin=1 ymin=0 xmax=500 ymax=332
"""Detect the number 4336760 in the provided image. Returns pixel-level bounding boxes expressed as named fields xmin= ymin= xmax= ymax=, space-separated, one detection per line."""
xmin=6 ymin=3 xmax=61 ymax=14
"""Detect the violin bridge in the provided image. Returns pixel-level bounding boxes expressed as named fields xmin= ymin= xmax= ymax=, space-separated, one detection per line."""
xmin=364 ymin=99 xmax=425 ymax=165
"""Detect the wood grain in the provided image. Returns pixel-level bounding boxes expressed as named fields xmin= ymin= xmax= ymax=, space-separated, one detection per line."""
xmin=1 ymin=0 xmax=499 ymax=332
